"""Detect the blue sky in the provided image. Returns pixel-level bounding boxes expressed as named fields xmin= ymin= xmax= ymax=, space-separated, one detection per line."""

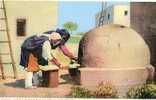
xmin=58 ymin=1 xmax=129 ymax=34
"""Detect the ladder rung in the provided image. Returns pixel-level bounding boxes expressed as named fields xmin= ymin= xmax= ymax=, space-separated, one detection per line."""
xmin=0 ymin=7 xmax=4 ymax=9
xmin=0 ymin=18 xmax=6 ymax=20
xmin=0 ymin=53 xmax=10 ymax=55
xmin=0 ymin=62 xmax=13 ymax=64
xmin=0 ymin=29 xmax=8 ymax=31
xmin=0 ymin=41 xmax=10 ymax=43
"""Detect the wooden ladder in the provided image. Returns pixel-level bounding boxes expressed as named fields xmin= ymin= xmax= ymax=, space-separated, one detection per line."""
xmin=0 ymin=0 xmax=17 ymax=79
xmin=98 ymin=2 xmax=107 ymax=27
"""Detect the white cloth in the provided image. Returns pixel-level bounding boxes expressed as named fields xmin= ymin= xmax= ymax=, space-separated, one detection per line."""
xmin=25 ymin=71 xmax=33 ymax=88
xmin=42 ymin=40 xmax=53 ymax=61
xmin=50 ymin=32 xmax=61 ymax=40
xmin=40 ymin=33 xmax=61 ymax=61
xmin=38 ymin=32 xmax=61 ymax=61
xmin=25 ymin=71 xmax=41 ymax=88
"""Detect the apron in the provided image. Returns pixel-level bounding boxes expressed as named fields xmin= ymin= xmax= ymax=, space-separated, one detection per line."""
xmin=27 ymin=53 xmax=40 ymax=72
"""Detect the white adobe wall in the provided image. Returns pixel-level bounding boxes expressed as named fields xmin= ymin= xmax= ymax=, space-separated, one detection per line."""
xmin=113 ymin=5 xmax=130 ymax=27
xmin=0 ymin=1 xmax=58 ymax=76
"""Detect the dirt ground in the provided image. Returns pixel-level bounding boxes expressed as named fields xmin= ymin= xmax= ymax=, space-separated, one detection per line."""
xmin=0 ymin=42 xmax=80 ymax=97
xmin=0 ymin=69 xmax=78 ymax=97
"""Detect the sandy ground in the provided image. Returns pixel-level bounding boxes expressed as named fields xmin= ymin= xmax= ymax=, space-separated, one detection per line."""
xmin=0 ymin=69 xmax=78 ymax=97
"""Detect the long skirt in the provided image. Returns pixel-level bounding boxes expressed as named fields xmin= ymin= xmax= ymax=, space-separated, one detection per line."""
xmin=25 ymin=53 xmax=40 ymax=88
xmin=27 ymin=53 xmax=40 ymax=72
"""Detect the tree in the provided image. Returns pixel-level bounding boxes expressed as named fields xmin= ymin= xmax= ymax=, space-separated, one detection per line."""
xmin=63 ymin=21 xmax=78 ymax=34
xmin=77 ymin=32 xmax=85 ymax=35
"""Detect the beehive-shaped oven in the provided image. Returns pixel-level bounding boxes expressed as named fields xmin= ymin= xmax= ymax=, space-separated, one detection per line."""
xmin=78 ymin=24 xmax=154 ymax=96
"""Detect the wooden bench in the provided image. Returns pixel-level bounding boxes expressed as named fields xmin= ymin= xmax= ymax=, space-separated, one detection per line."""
xmin=39 ymin=65 xmax=59 ymax=88
xmin=68 ymin=64 xmax=80 ymax=83
xmin=68 ymin=63 xmax=80 ymax=76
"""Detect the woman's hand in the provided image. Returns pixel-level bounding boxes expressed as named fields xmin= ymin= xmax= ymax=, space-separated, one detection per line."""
xmin=59 ymin=64 xmax=68 ymax=70
xmin=72 ymin=56 xmax=78 ymax=61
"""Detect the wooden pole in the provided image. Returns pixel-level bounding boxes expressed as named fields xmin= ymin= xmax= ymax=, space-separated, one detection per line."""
xmin=0 ymin=56 xmax=5 ymax=79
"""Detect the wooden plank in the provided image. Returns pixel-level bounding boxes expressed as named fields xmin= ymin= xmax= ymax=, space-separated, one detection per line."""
xmin=0 ymin=18 xmax=6 ymax=20
xmin=0 ymin=62 xmax=12 ymax=64
xmin=0 ymin=41 xmax=10 ymax=43
xmin=0 ymin=29 xmax=8 ymax=31
xmin=0 ymin=62 xmax=15 ymax=64
xmin=0 ymin=53 xmax=10 ymax=55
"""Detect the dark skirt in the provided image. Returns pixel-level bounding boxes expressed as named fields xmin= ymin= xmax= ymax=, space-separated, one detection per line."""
xmin=20 ymin=47 xmax=48 ymax=68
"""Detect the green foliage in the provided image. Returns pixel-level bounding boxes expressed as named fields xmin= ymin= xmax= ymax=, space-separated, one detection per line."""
xmin=63 ymin=21 xmax=78 ymax=34
xmin=146 ymin=84 xmax=156 ymax=97
xmin=93 ymin=82 xmax=118 ymax=98
xmin=77 ymin=32 xmax=85 ymax=35
xmin=68 ymin=35 xmax=81 ymax=44
xmin=127 ymin=84 xmax=156 ymax=98
xmin=127 ymin=85 xmax=146 ymax=98
xmin=71 ymin=86 xmax=94 ymax=98
xmin=70 ymin=83 xmax=119 ymax=98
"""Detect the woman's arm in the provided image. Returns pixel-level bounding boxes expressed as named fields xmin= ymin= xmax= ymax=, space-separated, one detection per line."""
xmin=42 ymin=41 xmax=61 ymax=67
xmin=59 ymin=45 xmax=77 ymax=60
